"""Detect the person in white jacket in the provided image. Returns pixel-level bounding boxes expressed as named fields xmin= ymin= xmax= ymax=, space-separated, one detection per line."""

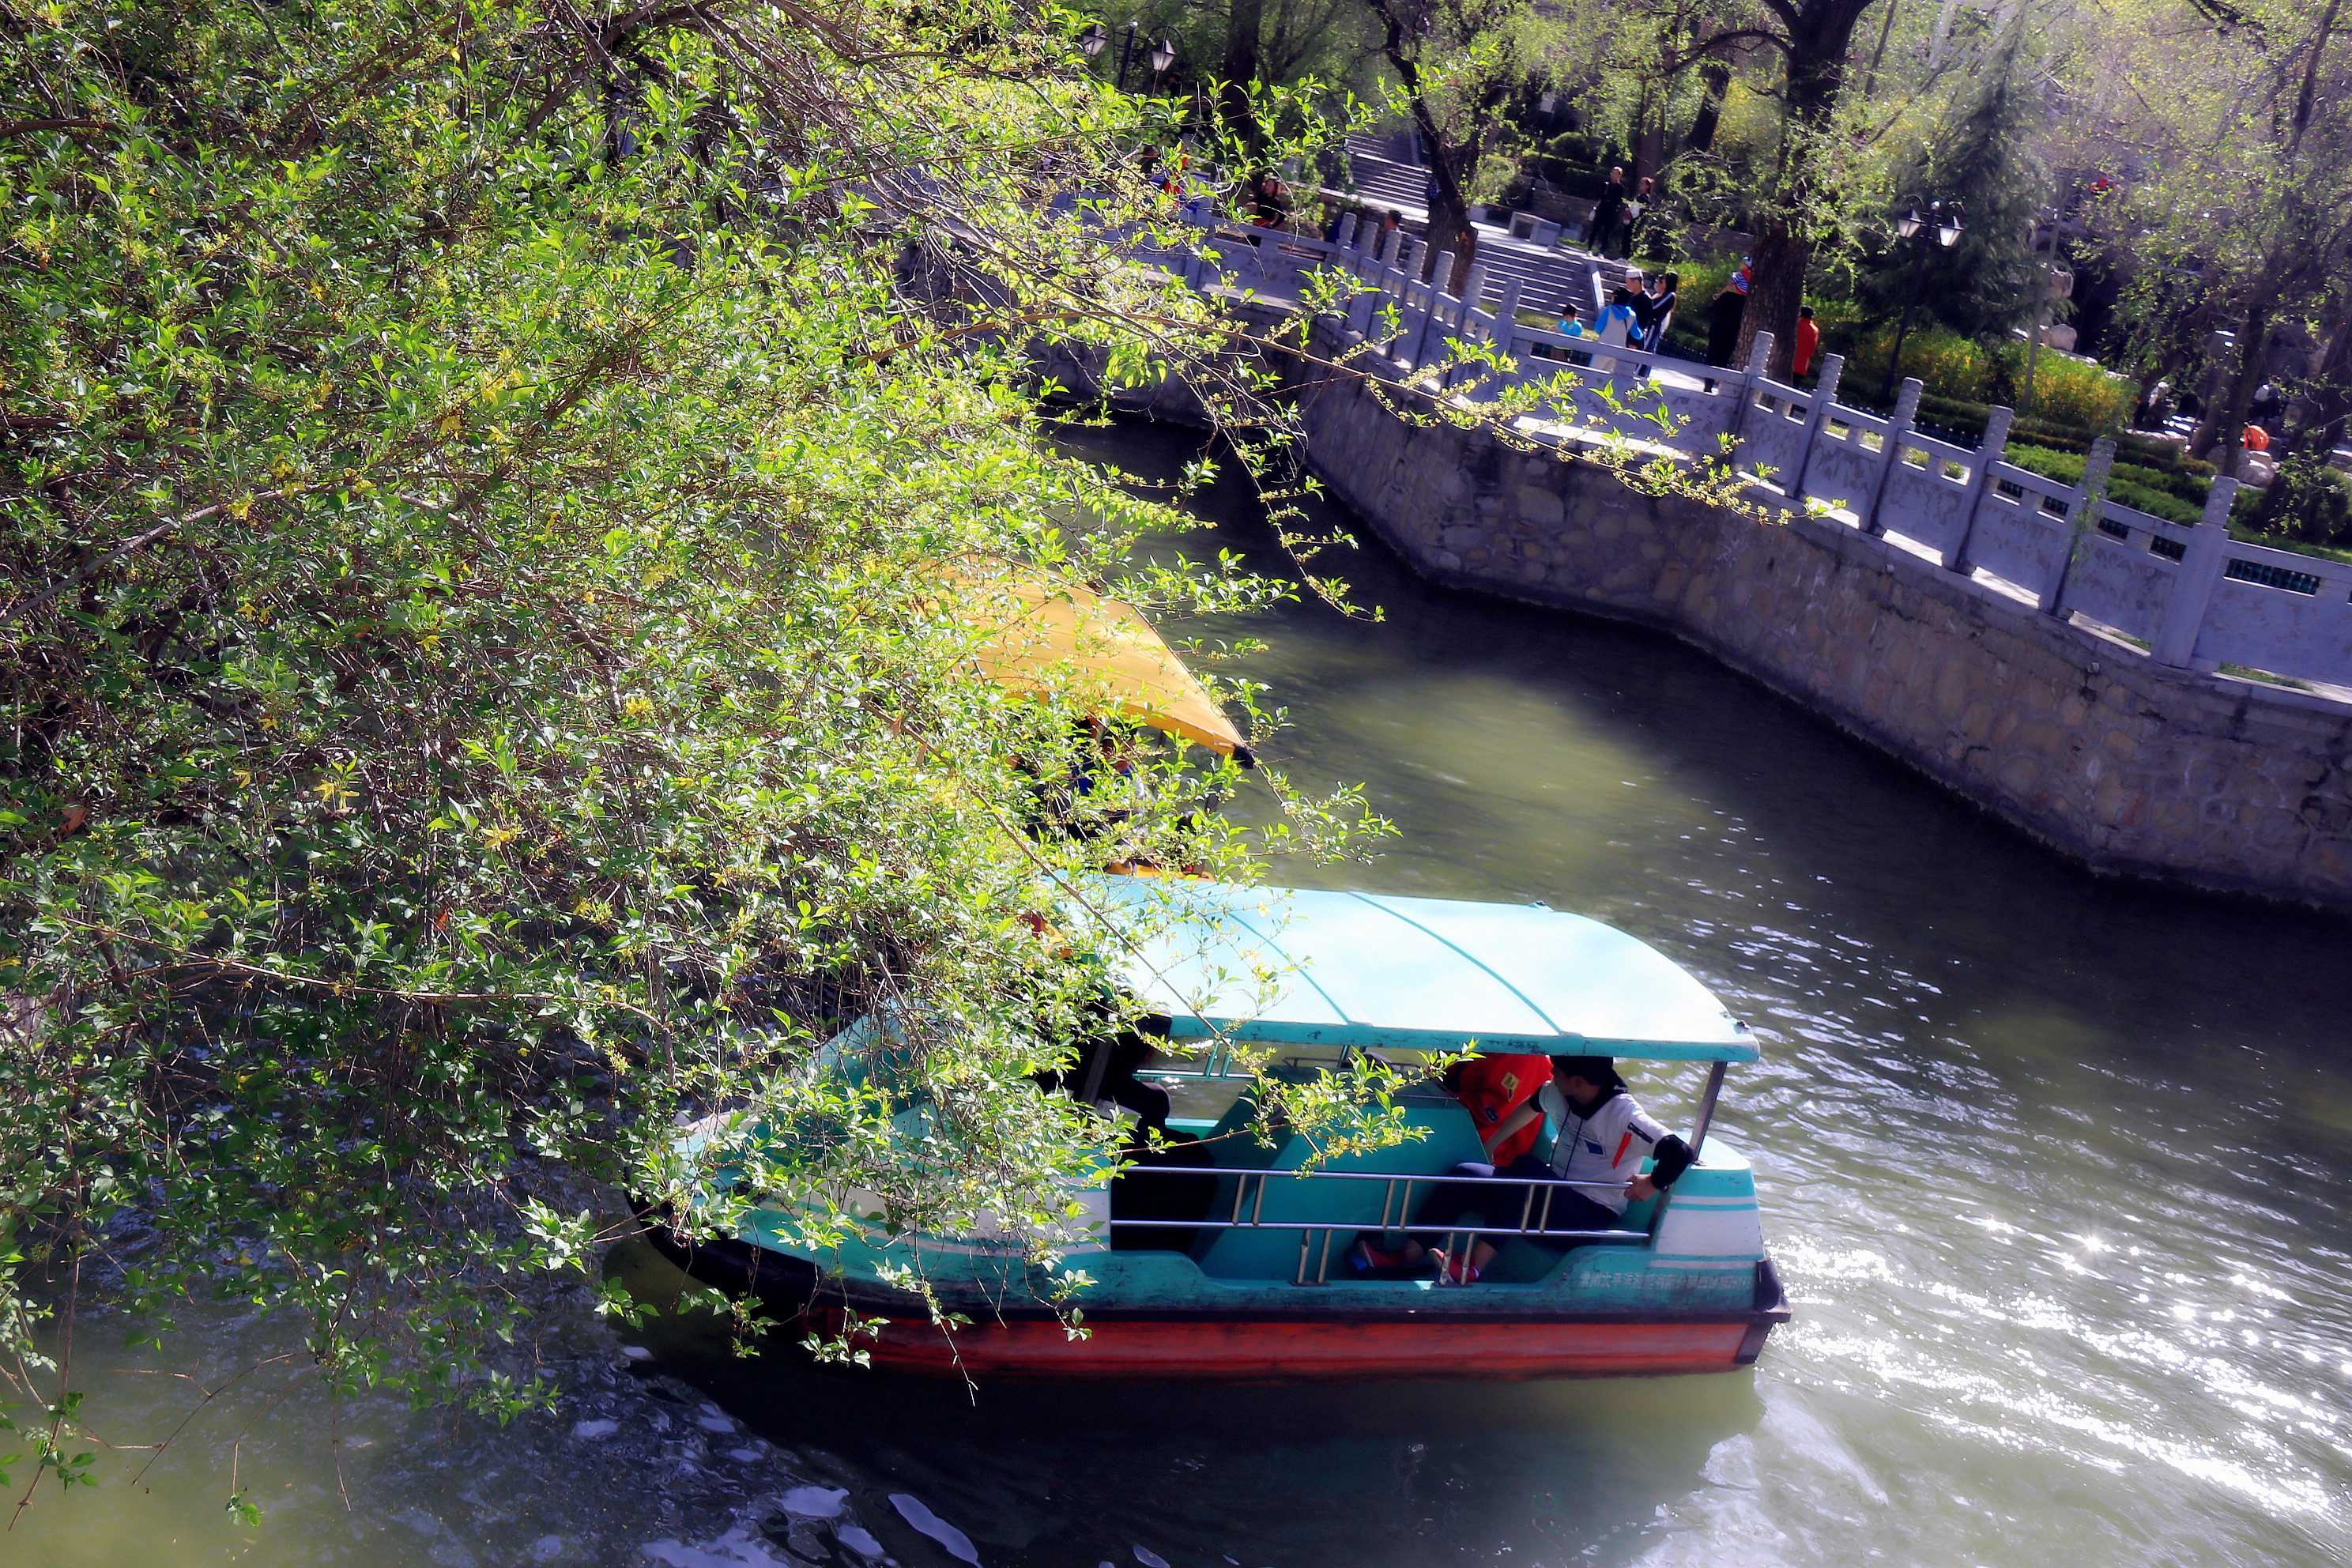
xmin=1349 ymin=1056 xmax=1694 ymax=1284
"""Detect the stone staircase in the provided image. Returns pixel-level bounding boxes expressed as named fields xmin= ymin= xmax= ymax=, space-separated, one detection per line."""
xmin=1336 ymin=134 xmax=1603 ymax=327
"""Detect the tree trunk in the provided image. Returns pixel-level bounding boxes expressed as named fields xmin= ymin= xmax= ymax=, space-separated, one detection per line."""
xmin=1632 ymin=81 xmax=1665 ymax=185
xmin=1218 ymin=0 xmax=1266 ymax=162
xmin=1729 ymin=0 xmax=1876 ymax=379
xmin=1368 ymin=1 xmax=1478 ymax=295
xmin=1687 ymin=59 xmax=1732 ymax=152
xmin=1741 ymin=223 xmax=1807 ymax=381
xmin=2207 ymin=300 xmax=2272 ymax=480
xmin=1412 ymin=113 xmax=1479 ymax=295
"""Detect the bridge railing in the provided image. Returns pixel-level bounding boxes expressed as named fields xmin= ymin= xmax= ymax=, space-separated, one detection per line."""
xmin=1122 ymin=210 xmax=2350 ymax=698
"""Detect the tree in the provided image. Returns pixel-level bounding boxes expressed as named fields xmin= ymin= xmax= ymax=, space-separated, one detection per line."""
xmin=2082 ymin=0 xmax=2352 ymax=472
xmin=1890 ymin=10 xmax=2051 ymax=339
xmin=1728 ymin=0 xmax=1887 ymax=376
xmin=1360 ymin=0 xmax=1562 ymax=294
xmin=2242 ymin=289 xmax=2352 ymax=540
xmin=1 ymin=0 xmax=1400 ymax=1506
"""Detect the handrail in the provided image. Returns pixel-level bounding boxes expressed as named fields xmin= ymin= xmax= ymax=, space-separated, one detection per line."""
xmin=1105 ymin=1171 xmax=1652 ymax=1283
xmin=1110 ymin=1212 xmax=1649 ymax=1291
xmin=1132 ymin=206 xmax=2352 ymax=690
xmin=1123 ymin=1163 xmax=1644 ymax=1195
xmin=1105 ymin=1215 xmax=1645 ymax=1242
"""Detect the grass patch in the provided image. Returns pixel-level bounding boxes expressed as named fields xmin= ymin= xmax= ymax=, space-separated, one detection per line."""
xmin=2219 ymin=663 xmax=2316 ymax=692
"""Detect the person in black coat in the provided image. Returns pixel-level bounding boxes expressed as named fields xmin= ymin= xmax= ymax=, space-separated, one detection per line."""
xmin=1703 ymin=273 xmax=1747 ymax=392
xmin=1591 ymin=166 xmax=1626 ymax=258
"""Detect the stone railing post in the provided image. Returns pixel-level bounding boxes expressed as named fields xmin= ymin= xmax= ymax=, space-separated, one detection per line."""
xmin=2039 ymin=436 xmax=2116 ymax=616
xmin=1380 ymin=227 xmax=1404 ymax=266
xmin=1335 ymin=213 xmax=1358 ymax=251
xmin=1491 ymin=277 xmax=1525 ymax=393
xmin=1415 ymin=251 xmax=1457 ymax=366
xmin=1942 ymin=406 xmax=2014 ymax=573
xmin=1862 ymin=377 xmax=1924 ymax=536
xmin=1785 ymin=354 xmax=1845 ymax=503
xmin=1345 ymin=245 xmax=1383 ymax=335
xmin=2151 ymin=474 xmax=2240 ymax=666
xmin=1727 ymin=332 xmax=1774 ymax=441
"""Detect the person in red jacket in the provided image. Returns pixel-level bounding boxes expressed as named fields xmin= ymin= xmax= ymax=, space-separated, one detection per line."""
xmin=1792 ymin=304 xmax=1819 ymax=379
xmin=1445 ymin=1053 xmax=1551 ymax=1165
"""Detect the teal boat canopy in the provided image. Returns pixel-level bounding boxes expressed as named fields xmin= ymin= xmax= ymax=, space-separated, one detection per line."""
xmin=1088 ymin=877 xmax=1758 ymax=1063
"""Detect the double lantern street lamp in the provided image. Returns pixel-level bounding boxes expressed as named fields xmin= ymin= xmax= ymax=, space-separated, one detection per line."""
xmin=1878 ymin=200 xmax=1964 ymax=405
xmin=1079 ymin=21 xmax=1177 ymax=91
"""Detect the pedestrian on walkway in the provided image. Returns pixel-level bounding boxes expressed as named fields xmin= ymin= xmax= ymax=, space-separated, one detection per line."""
xmin=1591 ymin=166 xmax=1626 ymax=258
xmin=1703 ymin=265 xmax=1749 ymax=394
xmin=1624 ymin=175 xmax=1657 ymax=259
xmin=1633 ymin=270 xmax=1678 ymax=378
xmin=1593 ymin=284 xmax=1642 ymax=376
xmin=1792 ymin=305 xmax=1819 ymax=379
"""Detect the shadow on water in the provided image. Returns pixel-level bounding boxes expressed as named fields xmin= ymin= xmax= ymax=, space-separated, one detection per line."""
xmin=610 ymin=1241 xmax=1762 ymax=1568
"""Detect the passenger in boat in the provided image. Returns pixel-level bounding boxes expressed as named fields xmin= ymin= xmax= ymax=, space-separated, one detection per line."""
xmin=1443 ymin=1054 xmax=1552 ymax=1166
xmin=1037 ymin=1000 xmax=1174 ymax=1144
xmin=1016 ymin=716 xmax=1140 ymax=841
xmin=1351 ymin=1055 xmax=1694 ymax=1284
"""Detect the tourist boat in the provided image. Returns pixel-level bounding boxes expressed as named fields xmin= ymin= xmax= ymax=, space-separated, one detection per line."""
xmin=650 ymin=876 xmax=1789 ymax=1381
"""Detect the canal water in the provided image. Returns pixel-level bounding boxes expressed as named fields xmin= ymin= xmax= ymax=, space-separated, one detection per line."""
xmin=23 ymin=419 xmax=2352 ymax=1565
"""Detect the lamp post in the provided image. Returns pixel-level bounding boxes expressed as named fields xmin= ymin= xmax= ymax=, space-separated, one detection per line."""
xmin=2018 ymin=205 xmax=2067 ymax=420
xmin=1077 ymin=20 xmax=1177 ymax=92
xmin=1877 ymin=199 xmax=1963 ymax=405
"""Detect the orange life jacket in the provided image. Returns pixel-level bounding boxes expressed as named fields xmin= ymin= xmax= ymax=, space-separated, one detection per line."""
xmin=1453 ymin=1054 xmax=1551 ymax=1166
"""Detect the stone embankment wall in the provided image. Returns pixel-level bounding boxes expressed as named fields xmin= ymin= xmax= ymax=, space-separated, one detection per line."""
xmin=1055 ymin=305 xmax=2352 ymax=909
xmin=1281 ymin=327 xmax=2352 ymax=910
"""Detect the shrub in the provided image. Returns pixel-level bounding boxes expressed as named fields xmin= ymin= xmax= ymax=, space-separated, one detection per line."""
xmin=2110 ymin=479 xmax=2204 ymax=526
xmin=1822 ymin=324 xmax=1995 ymax=405
xmin=2238 ymin=460 xmax=2352 ymax=549
xmin=2116 ymin=435 xmax=2213 ymax=477
xmin=2000 ymin=445 xmax=2207 ymax=526
xmin=0 ymin=0 xmax=1391 ymax=1490
xmin=2004 ymin=443 xmax=2085 ymax=484
xmin=1989 ymin=345 xmax=2135 ymax=433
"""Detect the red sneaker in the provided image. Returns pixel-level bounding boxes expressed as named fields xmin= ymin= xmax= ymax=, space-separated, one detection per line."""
xmin=1430 ymin=1250 xmax=1481 ymax=1286
xmin=1349 ymin=1235 xmax=1410 ymax=1274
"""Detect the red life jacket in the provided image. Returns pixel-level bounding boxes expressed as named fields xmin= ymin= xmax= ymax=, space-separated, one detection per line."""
xmin=1453 ymin=1054 xmax=1551 ymax=1166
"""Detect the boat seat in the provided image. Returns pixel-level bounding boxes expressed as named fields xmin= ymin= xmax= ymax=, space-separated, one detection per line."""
xmin=1185 ymin=1095 xmax=1491 ymax=1277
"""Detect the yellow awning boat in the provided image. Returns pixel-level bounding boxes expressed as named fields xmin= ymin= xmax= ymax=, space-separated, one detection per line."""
xmin=953 ymin=565 xmax=1251 ymax=763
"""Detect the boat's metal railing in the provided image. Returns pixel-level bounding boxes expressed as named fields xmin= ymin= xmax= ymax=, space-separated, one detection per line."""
xmin=1109 ymin=1163 xmax=1653 ymax=1284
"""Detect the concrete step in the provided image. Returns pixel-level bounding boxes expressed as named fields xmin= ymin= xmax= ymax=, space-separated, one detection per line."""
xmin=1346 ymin=156 xmax=1429 ymax=213
xmin=1338 ymin=134 xmax=1616 ymax=328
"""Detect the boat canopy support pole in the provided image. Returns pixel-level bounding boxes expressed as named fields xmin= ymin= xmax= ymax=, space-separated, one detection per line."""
xmin=1688 ymin=1061 xmax=1728 ymax=1159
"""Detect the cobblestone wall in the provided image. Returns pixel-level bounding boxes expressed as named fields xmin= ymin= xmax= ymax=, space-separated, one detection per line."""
xmin=1291 ymin=334 xmax=2352 ymax=911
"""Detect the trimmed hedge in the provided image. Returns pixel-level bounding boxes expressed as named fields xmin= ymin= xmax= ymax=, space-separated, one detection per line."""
xmin=2003 ymin=443 xmax=2207 ymax=526
xmin=1908 ymin=394 xmax=2214 ymax=477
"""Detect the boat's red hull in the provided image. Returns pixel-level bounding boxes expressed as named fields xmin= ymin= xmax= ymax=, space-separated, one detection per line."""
xmin=644 ymin=1229 xmax=1787 ymax=1382
xmin=811 ymin=1306 xmax=1773 ymax=1381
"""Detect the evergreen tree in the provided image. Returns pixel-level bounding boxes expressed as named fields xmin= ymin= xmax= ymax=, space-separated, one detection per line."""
xmin=1875 ymin=14 xmax=2052 ymax=340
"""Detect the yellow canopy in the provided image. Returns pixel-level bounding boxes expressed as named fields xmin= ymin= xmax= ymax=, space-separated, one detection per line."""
xmin=952 ymin=567 xmax=1251 ymax=762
